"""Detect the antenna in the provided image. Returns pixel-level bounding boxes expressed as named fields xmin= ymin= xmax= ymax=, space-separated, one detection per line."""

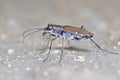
xmin=22 ymin=27 xmax=45 ymax=43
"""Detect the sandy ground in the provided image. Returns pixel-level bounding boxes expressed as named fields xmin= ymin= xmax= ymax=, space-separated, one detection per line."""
xmin=0 ymin=0 xmax=120 ymax=80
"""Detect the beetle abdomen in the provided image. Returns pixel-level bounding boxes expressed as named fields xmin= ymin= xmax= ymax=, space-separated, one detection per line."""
xmin=52 ymin=28 xmax=85 ymax=40
xmin=62 ymin=31 xmax=85 ymax=40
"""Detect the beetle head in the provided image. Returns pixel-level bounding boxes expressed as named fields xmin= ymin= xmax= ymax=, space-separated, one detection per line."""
xmin=42 ymin=23 xmax=53 ymax=36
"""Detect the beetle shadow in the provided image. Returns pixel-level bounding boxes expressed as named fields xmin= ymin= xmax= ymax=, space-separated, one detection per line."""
xmin=54 ymin=46 xmax=91 ymax=52
xmin=38 ymin=46 xmax=91 ymax=54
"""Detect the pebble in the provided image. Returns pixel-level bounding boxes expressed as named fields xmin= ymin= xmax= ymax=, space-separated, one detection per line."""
xmin=7 ymin=49 xmax=14 ymax=54
xmin=74 ymin=56 xmax=85 ymax=62
xmin=26 ymin=67 xmax=31 ymax=71
xmin=117 ymin=41 xmax=120 ymax=45
xmin=8 ymin=63 xmax=12 ymax=68
xmin=0 ymin=34 xmax=6 ymax=39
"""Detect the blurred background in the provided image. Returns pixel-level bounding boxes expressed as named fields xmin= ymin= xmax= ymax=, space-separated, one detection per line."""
xmin=0 ymin=0 xmax=120 ymax=80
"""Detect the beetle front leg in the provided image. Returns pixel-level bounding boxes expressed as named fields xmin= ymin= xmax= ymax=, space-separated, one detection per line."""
xmin=43 ymin=36 xmax=58 ymax=62
xmin=46 ymin=34 xmax=51 ymax=49
xmin=40 ymin=34 xmax=51 ymax=53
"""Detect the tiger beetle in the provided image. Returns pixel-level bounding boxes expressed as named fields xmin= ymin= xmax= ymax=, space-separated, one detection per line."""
xmin=22 ymin=23 xmax=119 ymax=63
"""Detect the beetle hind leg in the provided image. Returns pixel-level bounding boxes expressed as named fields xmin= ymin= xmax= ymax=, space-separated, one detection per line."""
xmin=80 ymin=26 xmax=85 ymax=29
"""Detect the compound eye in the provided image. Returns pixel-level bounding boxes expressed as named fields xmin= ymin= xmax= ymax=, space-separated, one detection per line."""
xmin=47 ymin=26 xmax=53 ymax=30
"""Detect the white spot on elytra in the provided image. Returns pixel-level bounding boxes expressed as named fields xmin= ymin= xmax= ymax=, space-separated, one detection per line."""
xmin=75 ymin=32 xmax=78 ymax=34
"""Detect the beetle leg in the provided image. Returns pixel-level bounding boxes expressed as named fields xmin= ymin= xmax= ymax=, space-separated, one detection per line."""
xmin=43 ymin=36 xmax=58 ymax=62
xmin=46 ymin=34 xmax=51 ymax=49
xmin=40 ymin=34 xmax=51 ymax=53
xmin=59 ymin=39 xmax=64 ymax=63
xmin=80 ymin=26 xmax=85 ymax=29
xmin=68 ymin=40 xmax=71 ymax=48
xmin=89 ymin=38 xmax=119 ymax=54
